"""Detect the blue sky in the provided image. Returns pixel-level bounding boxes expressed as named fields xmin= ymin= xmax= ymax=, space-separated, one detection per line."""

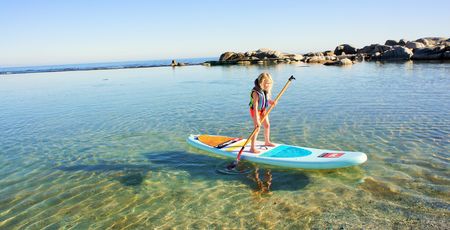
xmin=1 ymin=0 xmax=449 ymax=67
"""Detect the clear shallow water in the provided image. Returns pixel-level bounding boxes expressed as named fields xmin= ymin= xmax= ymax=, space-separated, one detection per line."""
xmin=0 ymin=62 xmax=449 ymax=229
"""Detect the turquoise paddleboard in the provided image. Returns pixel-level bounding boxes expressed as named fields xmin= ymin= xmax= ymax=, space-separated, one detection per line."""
xmin=187 ymin=134 xmax=367 ymax=169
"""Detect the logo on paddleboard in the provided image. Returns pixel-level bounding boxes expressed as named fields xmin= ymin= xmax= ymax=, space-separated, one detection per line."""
xmin=318 ymin=153 xmax=344 ymax=158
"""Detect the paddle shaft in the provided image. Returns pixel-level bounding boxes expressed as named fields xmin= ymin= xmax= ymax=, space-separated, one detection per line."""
xmin=235 ymin=75 xmax=295 ymax=162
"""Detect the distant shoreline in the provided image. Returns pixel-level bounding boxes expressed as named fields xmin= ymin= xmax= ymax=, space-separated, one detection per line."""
xmin=2 ymin=59 xmax=450 ymax=76
xmin=0 ymin=57 xmax=213 ymax=75
xmin=0 ymin=63 xmax=203 ymax=75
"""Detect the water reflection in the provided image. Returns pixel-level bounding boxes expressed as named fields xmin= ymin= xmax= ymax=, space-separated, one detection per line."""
xmin=251 ymin=168 xmax=273 ymax=194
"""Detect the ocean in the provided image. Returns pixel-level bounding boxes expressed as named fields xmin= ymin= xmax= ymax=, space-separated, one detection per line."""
xmin=0 ymin=61 xmax=449 ymax=229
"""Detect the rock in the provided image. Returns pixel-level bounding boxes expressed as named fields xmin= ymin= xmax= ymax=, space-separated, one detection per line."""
xmin=385 ymin=40 xmax=398 ymax=46
xmin=371 ymin=52 xmax=382 ymax=59
xmin=416 ymin=37 xmax=448 ymax=46
xmin=357 ymin=44 xmax=391 ymax=54
xmin=245 ymin=51 xmax=255 ymax=57
xmin=304 ymin=52 xmax=324 ymax=57
xmin=235 ymin=53 xmax=246 ymax=61
xmin=334 ymin=44 xmax=357 ymax=55
xmin=325 ymin=56 xmax=337 ymax=61
xmin=340 ymin=58 xmax=353 ymax=65
xmin=306 ymin=56 xmax=327 ymax=63
xmin=443 ymin=51 xmax=450 ymax=60
xmin=171 ymin=60 xmax=178 ymax=66
xmin=323 ymin=50 xmax=335 ymax=56
xmin=219 ymin=52 xmax=235 ymax=61
xmin=375 ymin=45 xmax=392 ymax=53
xmin=323 ymin=58 xmax=353 ymax=66
xmin=379 ymin=46 xmax=413 ymax=60
xmin=177 ymin=62 xmax=185 ymax=66
xmin=285 ymin=54 xmax=304 ymax=61
xmin=398 ymin=39 xmax=407 ymax=46
xmin=412 ymin=46 xmax=446 ymax=60
xmin=355 ymin=53 xmax=366 ymax=61
xmin=405 ymin=41 xmax=425 ymax=49
xmin=416 ymin=38 xmax=432 ymax=46
xmin=252 ymin=48 xmax=288 ymax=59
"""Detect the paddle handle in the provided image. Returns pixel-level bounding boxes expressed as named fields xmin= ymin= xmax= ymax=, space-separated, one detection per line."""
xmin=235 ymin=75 xmax=295 ymax=161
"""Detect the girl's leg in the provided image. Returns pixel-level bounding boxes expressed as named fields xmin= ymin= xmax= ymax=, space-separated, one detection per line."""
xmin=250 ymin=115 xmax=261 ymax=153
xmin=263 ymin=117 xmax=275 ymax=146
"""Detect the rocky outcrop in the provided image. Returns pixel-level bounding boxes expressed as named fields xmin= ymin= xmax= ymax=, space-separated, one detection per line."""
xmin=214 ymin=48 xmax=304 ymax=65
xmin=171 ymin=60 xmax=185 ymax=67
xmin=207 ymin=36 xmax=449 ymax=67
xmin=354 ymin=37 xmax=449 ymax=61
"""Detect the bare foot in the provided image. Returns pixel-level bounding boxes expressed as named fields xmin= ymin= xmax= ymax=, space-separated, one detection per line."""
xmin=265 ymin=142 xmax=276 ymax=147
xmin=249 ymin=148 xmax=261 ymax=154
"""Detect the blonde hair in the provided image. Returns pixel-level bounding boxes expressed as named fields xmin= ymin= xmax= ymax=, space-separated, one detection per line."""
xmin=257 ymin=72 xmax=273 ymax=99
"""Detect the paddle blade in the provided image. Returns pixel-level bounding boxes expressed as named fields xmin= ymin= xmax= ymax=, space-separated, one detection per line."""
xmin=226 ymin=160 xmax=238 ymax=170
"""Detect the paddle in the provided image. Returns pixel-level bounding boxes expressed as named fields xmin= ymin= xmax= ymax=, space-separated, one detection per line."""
xmin=226 ymin=75 xmax=296 ymax=170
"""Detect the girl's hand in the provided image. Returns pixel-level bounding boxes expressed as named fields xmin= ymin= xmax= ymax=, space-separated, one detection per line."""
xmin=255 ymin=120 xmax=261 ymax=128
xmin=269 ymin=100 xmax=277 ymax=106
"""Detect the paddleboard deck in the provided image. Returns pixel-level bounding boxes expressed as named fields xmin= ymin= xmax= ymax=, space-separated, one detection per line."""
xmin=187 ymin=134 xmax=367 ymax=169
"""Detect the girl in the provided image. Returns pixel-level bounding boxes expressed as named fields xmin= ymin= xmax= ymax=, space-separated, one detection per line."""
xmin=249 ymin=72 xmax=276 ymax=153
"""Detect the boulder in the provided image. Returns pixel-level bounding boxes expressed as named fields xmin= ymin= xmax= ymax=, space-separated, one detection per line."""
xmin=385 ymin=40 xmax=398 ymax=46
xmin=405 ymin=41 xmax=425 ymax=49
xmin=245 ymin=51 xmax=256 ymax=57
xmin=306 ymin=56 xmax=327 ymax=63
xmin=416 ymin=37 xmax=448 ymax=46
xmin=375 ymin=45 xmax=392 ymax=53
xmin=334 ymin=44 xmax=357 ymax=55
xmin=323 ymin=58 xmax=353 ymax=66
xmin=379 ymin=46 xmax=413 ymax=60
xmin=412 ymin=46 xmax=446 ymax=60
xmin=304 ymin=52 xmax=324 ymax=57
xmin=371 ymin=52 xmax=382 ymax=59
xmin=285 ymin=54 xmax=304 ymax=61
xmin=355 ymin=53 xmax=366 ymax=61
xmin=357 ymin=44 xmax=391 ymax=54
xmin=443 ymin=51 xmax=450 ymax=60
xmin=340 ymin=58 xmax=353 ymax=65
xmin=323 ymin=50 xmax=335 ymax=56
xmin=219 ymin=52 xmax=236 ymax=61
xmin=416 ymin=38 xmax=433 ymax=46
xmin=398 ymin=39 xmax=407 ymax=46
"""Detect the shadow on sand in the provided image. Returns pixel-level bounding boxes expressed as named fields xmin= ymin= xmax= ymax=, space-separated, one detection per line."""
xmin=56 ymin=151 xmax=310 ymax=192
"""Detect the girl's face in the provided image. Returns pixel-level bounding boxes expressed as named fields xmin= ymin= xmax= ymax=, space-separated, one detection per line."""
xmin=261 ymin=79 xmax=272 ymax=90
